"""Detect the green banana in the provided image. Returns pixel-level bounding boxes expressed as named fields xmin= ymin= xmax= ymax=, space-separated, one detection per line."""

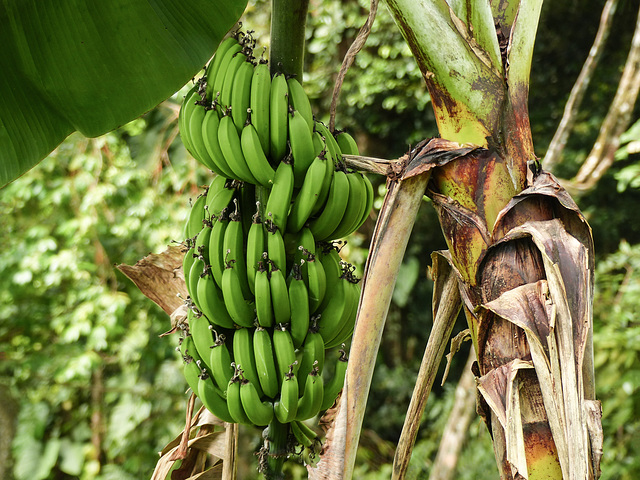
xmin=269 ymin=73 xmax=289 ymax=162
xmin=264 ymin=158 xmax=294 ymax=232
xmin=287 ymin=154 xmax=328 ymax=233
xmin=308 ymin=170 xmax=350 ymax=241
xmin=198 ymin=374 xmax=235 ymax=423
xmin=186 ymin=193 xmax=207 ymax=239
xmin=254 ymin=260 xmax=274 ymax=328
xmin=211 ymin=42 xmax=243 ymax=115
xmin=202 ymin=109 xmax=237 ymax=179
xmin=239 ymin=378 xmax=274 ymax=426
xmin=315 ymin=121 xmax=343 ymax=166
xmin=269 ymin=261 xmax=291 ymax=326
xmin=230 ymin=59 xmax=254 ymax=132
xmin=250 ymin=60 xmax=271 ymax=156
xmin=205 ymin=175 xmax=227 ymax=209
xmin=353 ymin=173 xmax=374 ymax=232
xmin=291 ymin=420 xmax=320 ymax=450
xmin=288 ymin=264 xmax=310 ymax=349
xmin=290 ymin=420 xmax=315 ymax=448
xmin=289 ymin=227 xmax=316 ymax=269
xmin=181 ymin=334 xmax=208 ymax=387
xmin=183 ymin=85 xmax=212 ymax=167
xmin=194 ymin=223 xmax=212 ymax=265
xmin=180 ymin=334 xmax=203 ymax=395
xmin=221 ymin=261 xmax=255 ymax=328
xmin=208 ymin=207 xmax=229 ymax=288
xmin=253 ymin=326 xmax=279 ymax=399
xmin=227 ymin=373 xmax=252 ymax=425
xmin=297 ymin=330 xmax=325 ymax=395
xmin=205 ymin=35 xmax=241 ymax=102
xmin=274 ymin=364 xmax=299 ymax=423
xmin=209 ymin=331 xmax=234 ymax=392
xmin=316 ymin=243 xmax=343 ymax=312
xmin=305 ymin=252 xmax=326 ymax=314
xmin=219 ymin=48 xmax=249 ymax=109
xmin=312 ymin=131 xmax=325 ymax=158
xmin=223 ymin=201 xmax=252 ymax=299
xmin=182 ymin=241 xmax=196 ymax=290
xmin=206 ymin=177 xmax=236 ymax=216
xmin=188 ymin=311 xmax=216 ymax=370
xmin=325 ymin=277 xmax=360 ymax=349
xmin=321 ymin=348 xmax=349 ymax=410
xmin=273 ymin=324 xmax=297 ymax=386
xmin=188 ymin=101 xmax=224 ymax=174
xmin=286 ymin=76 xmax=314 ymax=133
xmin=196 ymin=270 xmax=236 ymax=329
xmin=309 ymin=150 xmax=335 ymax=217
xmin=296 ymin=365 xmax=324 ymax=421
xmin=316 ymin=272 xmax=352 ymax=345
xmin=328 ymin=171 xmax=367 ymax=240
xmin=241 ymin=122 xmax=276 ymax=187
xmin=266 ymin=224 xmax=286 ymax=272
xmin=335 ymin=130 xmax=360 ymax=156
xmin=187 ymin=254 xmax=206 ymax=306
xmin=289 ymin=109 xmax=316 ymax=187
xmin=232 ymin=327 xmax=263 ymax=398
xmin=178 ymin=84 xmax=200 ymax=156
xmin=246 ymin=209 xmax=266 ymax=294
xmin=218 ymin=113 xmax=259 ymax=184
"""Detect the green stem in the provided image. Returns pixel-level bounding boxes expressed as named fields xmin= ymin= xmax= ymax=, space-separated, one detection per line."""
xmin=269 ymin=0 xmax=309 ymax=79
xmin=264 ymin=419 xmax=289 ymax=479
xmin=256 ymin=185 xmax=268 ymax=221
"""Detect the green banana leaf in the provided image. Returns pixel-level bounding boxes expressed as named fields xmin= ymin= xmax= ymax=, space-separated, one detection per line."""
xmin=0 ymin=0 xmax=248 ymax=188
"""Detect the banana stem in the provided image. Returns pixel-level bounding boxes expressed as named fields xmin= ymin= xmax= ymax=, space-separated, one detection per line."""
xmin=269 ymin=0 xmax=309 ymax=79
xmin=222 ymin=422 xmax=238 ymax=480
xmin=313 ymin=172 xmax=430 ymax=478
xmin=264 ymin=418 xmax=289 ymax=479
xmin=392 ymin=260 xmax=461 ymax=479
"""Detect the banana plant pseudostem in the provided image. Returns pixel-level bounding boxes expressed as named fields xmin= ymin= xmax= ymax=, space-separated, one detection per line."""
xmin=314 ymin=1 xmax=603 ymax=479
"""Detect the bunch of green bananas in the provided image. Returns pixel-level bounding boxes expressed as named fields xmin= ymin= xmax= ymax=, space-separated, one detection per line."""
xmin=177 ymin=30 xmax=369 ymax=451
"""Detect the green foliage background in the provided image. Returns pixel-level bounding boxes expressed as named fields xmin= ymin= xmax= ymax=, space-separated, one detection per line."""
xmin=1 ymin=0 xmax=640 ymax=479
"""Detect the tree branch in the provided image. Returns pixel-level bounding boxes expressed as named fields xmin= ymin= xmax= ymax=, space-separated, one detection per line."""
xmin=570 ymin=4 xmax=640 ymax=193
xmin=543 ymin=0 xmax=619 ymax=172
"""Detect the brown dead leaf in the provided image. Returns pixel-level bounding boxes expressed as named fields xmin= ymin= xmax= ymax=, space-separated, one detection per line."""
xmin=187 ymin=465 xmax=223 ymax=480
xmin=188 ymin=431 xmax=227 ymax=458
xmin=168 ymin=394 xmax=198 ymax=462
xmin=151 ymin=404 xmax=229 ymax=480
xmin=493 ymin=170 xmax=594 ymax=280
xmin=441 ymin=329 xmax=470 ymax=386
xmin=402 ymin=137 xmax=481 ymax=180
xmin=117 ymin=244 xmax=188 ymax=319
xmin=476 ymin=359 xmax=534 ymax=478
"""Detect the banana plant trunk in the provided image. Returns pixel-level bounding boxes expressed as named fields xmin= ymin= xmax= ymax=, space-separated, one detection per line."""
xmin=380 ymin=0 xmax=603 ymax=478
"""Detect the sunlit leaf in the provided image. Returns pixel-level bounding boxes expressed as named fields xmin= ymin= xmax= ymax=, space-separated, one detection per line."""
xmin=1 ymin=0 xmax=248 ymax=187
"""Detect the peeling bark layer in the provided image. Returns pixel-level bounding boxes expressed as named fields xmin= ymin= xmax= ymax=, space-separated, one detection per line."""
xmin=406 ymin=140 xmax=602 ymax=479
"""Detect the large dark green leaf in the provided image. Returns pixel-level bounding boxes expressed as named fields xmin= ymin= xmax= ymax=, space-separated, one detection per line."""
xmin=0 ymin=0 xmax=247 ymax=187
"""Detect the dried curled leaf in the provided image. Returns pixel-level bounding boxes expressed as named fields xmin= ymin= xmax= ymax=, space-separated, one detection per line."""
xmin=117 ymin=244 xmax=189 ymax=334
xmin=151 ymin=403 xmax=229 ymax=480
